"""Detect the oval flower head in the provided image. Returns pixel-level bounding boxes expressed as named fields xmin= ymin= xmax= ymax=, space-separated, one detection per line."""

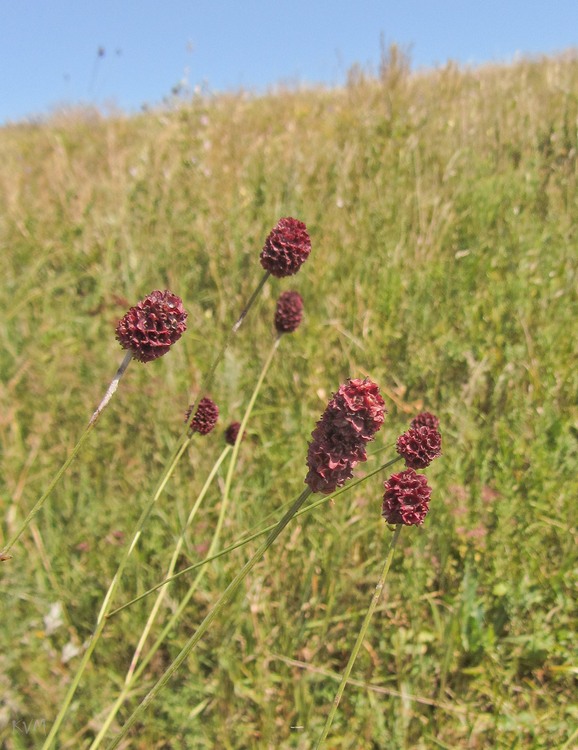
xmin=185 ymin=397 xmax=219 ymax=435
xmin=116 ymin=290 xmax=187 ymax=363
xmin=260 ymin=217 xmax=311 ymax=278
xmin=382 ymin=468 xmax=432 ymax=526
xmin=396 ymin=425 xmax=442 ymax=469
xmin=305 ymin=378 xmax=386 ymax=494
xmin=274 ymin=290 xmax=304 ymax=334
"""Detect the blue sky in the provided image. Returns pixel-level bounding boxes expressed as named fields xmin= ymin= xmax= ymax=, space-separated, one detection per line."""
xmin=2 ymin=1 xmax=577 ymax=124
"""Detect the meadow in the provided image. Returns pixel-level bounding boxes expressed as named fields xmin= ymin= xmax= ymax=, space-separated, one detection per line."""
xmin=0 ymin=49 xmax=577 ymax=748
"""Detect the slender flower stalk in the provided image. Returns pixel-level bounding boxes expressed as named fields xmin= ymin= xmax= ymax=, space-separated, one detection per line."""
xmin=43 ymin=396 xmax=219 ymax=748
xmin=41 ymin=431 xmax=193 ymax=750
xmin=106 ymin=487 xmax=313 ymax=749
xmin=107 ymin=455 xmax=403 ymax=619
xmin=107 ymin=378 xmax=386 ymax=746
xmin=314 ymin=524 xmax=403 ymax=748
xmin=88 ymin=443 xmax=231 ymax=749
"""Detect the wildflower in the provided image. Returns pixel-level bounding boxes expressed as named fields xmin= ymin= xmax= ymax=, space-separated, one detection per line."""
xmin=305 ymin=378 xmax=385 ymax=494
xmin=396 ymin=425 xmax=442 ymax=469
xmin=260 ymin=217 xmax=311 ymax=278
xmin=185 ymin=397 xmax=219 ymax=435
xmin=225 ymin=421 xmax=243 ymax=446
xmin=274 ymin=290 xmax=303 ymax=334
xmin=382 ymin=468 xmax=432 ymax=526
xmin=410 ymin=411 xmax=440 ymax=431
xmin=115 ymin=290 xmax=187 ymax=363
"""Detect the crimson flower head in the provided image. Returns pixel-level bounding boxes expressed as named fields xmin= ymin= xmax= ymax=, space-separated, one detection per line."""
xmin=225 ymin=421 xmax=243 ymax=446
xmin=396 ymin=425 xmax=442 ymax=469
xmin=382 ymin=469 xmax=432 ymax=526
xmin=185 ymin=397 xmax=219 ymax=435
xmin=305 ymin=378 xmax=386 ymax=495
xmin=274 ymin=290 xmax=303 ymax=334
xmin=116 ymin=290 xmax=187 ymax=363
xmin=260 ymin=217 xmax=311 ymax=278
xmin=410 ymin=411 xmax=440 ymax=431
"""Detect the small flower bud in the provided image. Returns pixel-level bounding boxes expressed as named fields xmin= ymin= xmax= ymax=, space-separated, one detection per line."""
xmin=274 ymin=291 xmax=303 ymax=334
xmin=185 ymin=398 xmax=219 ymax=435
xmin=225 ymin=422 xmax=243 ymax=446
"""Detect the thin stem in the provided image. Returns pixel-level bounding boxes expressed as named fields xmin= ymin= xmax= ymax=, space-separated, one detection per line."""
xmin=2 ymin=352 xmax=133 ymax=558
xmin=88 ymin=444 xmax=230 ymax=750
xmin=107 ymin=456 xmax=403 ymax=618
xmin=41 ymin=434 xmax=192 ymax=750
xmin=314 ymin=524 xmax=403 ymax=748
xmin=232 ymin=271 xmax=270 ymax=333
xmin=92 ymin=334 xmax=281 ymax=746
xmin=185 ymin=271 xmax=270 ymax=432
xmin=107 ymin=488 xmax=313 ymax=749
xmin=89 ymin=351 xmax=133 ymax=426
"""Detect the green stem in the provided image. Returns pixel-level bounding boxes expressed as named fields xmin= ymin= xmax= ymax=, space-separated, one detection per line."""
xmin=92 ymin=335 xmax=281 ymax=746
xmin=88 ymin=445 xmax=231 ymax=750
xmin=1 ymin=352 xmax=132 ymax=559
xmin=107 ymin=456 xmax=403 ymax=618
xmin=107 ymin=487 xmax=313 ymax=749
xmin=314 ymin=524 xmax=403 ymax=748
xmin=42 ymin=433 xmax=192 ymax=750
xmin=185 ymin=271 xmax=270 ymax=432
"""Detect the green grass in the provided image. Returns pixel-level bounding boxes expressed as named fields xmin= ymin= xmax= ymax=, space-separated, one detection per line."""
xmin=1 ymin=48 xmax=577 ymax=748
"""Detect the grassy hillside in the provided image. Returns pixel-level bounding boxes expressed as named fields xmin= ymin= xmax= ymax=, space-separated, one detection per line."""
xmin=1 ymin=49 xmax=577 ymax=749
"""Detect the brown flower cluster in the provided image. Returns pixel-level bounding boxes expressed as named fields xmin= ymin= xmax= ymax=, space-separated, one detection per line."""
xmin=260 ymin=217 xmax=311 ymax=278
xmin=116 ymin=290 xmax=187 ymax=363
xmin=274 ymin=291 xmax=303 ymax=334
xmin=305 ymin=378 xmax=386 ymax=495
xmin=185 ymin=398 xmax=219 ymax=435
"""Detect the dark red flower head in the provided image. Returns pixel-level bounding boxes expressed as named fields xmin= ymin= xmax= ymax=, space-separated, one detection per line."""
xmin=328 ymin=378 xmax=386 ymax=442
xmin=274 ymin=290 xmax=304 ymax=334
xmin=396 ymin=425 xmax=442 ymax=469
xmin=116 ymin=290 xmax=187 ymax=363
xmin=185 ymin=397 xmax=219 ymax=435
xmin=382 ymin=468 xmax=432 ymax=526
xmin=260 ymin=217 xmax=311 ymax=278
xmin=410 ymin=411 xmax=440 ymax=431
xmin=225 ymin=421 xmax=243 ymax=446
xmin=305 ymin=378 xmax=386 ymax=495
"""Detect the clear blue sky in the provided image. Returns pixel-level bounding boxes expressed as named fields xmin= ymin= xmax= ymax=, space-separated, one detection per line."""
xmin=2 ymin=0 xmax=577 ymax=124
